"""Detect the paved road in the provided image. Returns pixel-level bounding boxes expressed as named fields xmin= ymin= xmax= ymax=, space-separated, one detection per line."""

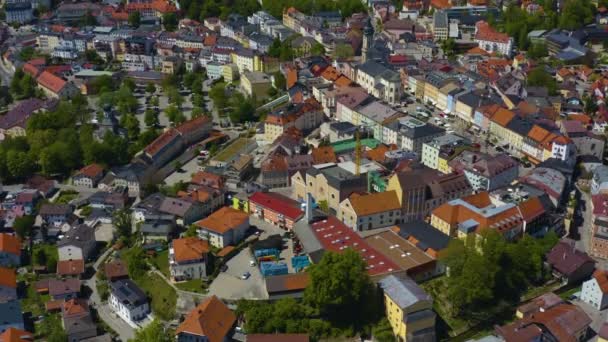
xmin=575 ymin=185 xmax=608 ymax=270
xmin=84 ymin=248 xmax=136 ymax=341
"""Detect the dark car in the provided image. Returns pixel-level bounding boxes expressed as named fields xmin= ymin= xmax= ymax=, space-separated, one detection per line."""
xmin=220 ymin=264 xmax=228 ymax=272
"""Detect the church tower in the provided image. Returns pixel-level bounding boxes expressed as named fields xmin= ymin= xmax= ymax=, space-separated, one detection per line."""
xmin=362 ymin=17 xmax=374 ymax=63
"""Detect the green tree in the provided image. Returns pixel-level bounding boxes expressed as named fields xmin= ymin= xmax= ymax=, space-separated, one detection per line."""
xmin=81 ymin=10 xmax=97 ymax=26
xmin=527 ymin=67 xmax=557 ymax=95
xmin=6 ymin=150 xmax=35 ymax=180
xmin=558 ymin=0 xmax=595 ymax=30
xmin=273 ymin=72 xmax=286 ymax=90
xmin=130 ymin=319 xmax=173 ymax=342
xmin=128 ymin=11 xmax=141 ymax=28
xmin=13 ymin=215 xmax=34 ymax=239
xmin=372 ymin=318 xmax=396 ymax=342
xmin=209 ymin=83 xmax=227 ymax=110
xmin=123 ymin=246 xmax=149 ymax=279
xmin=528 ymin=43 xmax=548 ymax=60
xmin=333 ymin=43 xmax=354 ymax=59
xmin=162 ymin=13 xmax=178 ymax=31
xmin=165 ymin=104 xmax=180 ymax=124
xmin=441 ymin=38 xmax=457 ymax=58
xmin=311 ymin=42 xmax=326 ymax=56
xmin=145 ymin=108 xmax=159 ymax=127
xmin=229 ymin=94 xmax=255 ymax=123
xmin=304 ymin=250 xmax=380 ymax=327
xmin=184 ymin=224 xmax=198 ymax=237
xmin=112 ymin=209 xmax=133 ymax=242
xmin=584 ymin=95 xmax=599 ymax=115
xmin=146 ymin=83 xmax=156 ymax=94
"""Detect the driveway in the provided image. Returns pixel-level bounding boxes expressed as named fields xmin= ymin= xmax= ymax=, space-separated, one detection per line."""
xmin=207 ymin=247 xmax=266 ymax=300
xmin=84 ymin=248 xmax=136 ymax=341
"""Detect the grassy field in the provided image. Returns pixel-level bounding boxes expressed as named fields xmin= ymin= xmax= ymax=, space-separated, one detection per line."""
xmin=54 ymin=190 xmax=79 ymax=204
xmin=213 ymin=137 xmax=250 ymax=162
xmin=134 ymin=272 xmax=176 ymax=321
xmin=151 ymin=249 xmax=170 ymax=278
xmin=175 ymin=279 xmax=208 ymax=293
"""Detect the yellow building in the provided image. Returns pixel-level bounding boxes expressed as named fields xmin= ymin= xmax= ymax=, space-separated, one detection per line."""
xmin=380 ymin=274 xmax=436 ymax=342
xmin=221 ymin=64 xmax=239 ymax=83
xmin=254 ymin=55 xmax=279 ymax=73
xmin=241 ymin=71 xmax=272 ymax=101
xmin=36 ymin=33 xmax=60 ymax=53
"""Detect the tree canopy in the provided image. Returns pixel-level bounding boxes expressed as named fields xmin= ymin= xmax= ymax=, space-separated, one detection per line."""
xmin=527 ymin=66 xmax=558 ymax=95
xmin=130 ymin=319 xmax=173 ymax=342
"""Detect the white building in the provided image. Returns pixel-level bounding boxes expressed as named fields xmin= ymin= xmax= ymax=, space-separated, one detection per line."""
xmin=195 ymin=207 xmax=249 ymax=248
xmin=580 ymin=270 xmax=608 ymax=310
xmin=109 ymin=279 xmax=150 ymax=326
xmin=474 ymin=21 xmax=513 ymax=56
xmin=169 ymin=237 xmax=209 ymax=281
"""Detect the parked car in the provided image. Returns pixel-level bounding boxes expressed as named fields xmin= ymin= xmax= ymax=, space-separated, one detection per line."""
xmin=241 ymin=272 xmax=251 ymax=280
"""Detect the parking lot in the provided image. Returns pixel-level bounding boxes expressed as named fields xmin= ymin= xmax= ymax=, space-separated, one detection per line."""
xmin=206 ymin=215 xmax=296 ymax=300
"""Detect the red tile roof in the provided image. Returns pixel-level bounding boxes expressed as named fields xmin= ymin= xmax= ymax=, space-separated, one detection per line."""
xmin=475 ymin=21 xmax=511 ymax=44
xmin=195 ymin=207 xmax=248 ymax=234
xmin=57 ymin=259 xmax=85 ymax=276
xmin=36 ymin=71 xmax=67 ymax=94
xmin=0 ymin=328 xmax=34 ymax=342
xmin=175 ymin=115 xmax=211 ymax=135
xmin=249 ymin=192 xmax=304 ymax=221
xmin=176 ymin=296 xmax=236 ymax=341
xmin=76 ymin=164 xmax=104 ymax=179
xmin=0 ymin=234 xmax=20 ymax=256
xmin=172 ymin=237 xmax=209 ymax=263
xmin=0 ymin=267 xmax=16 ymax=289
xmin=310 ymin=216 xmax=400 ymax=276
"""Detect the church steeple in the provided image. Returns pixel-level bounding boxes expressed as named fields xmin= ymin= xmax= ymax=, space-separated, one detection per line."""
xmin=362 ymin=17 xmax=374 ymax=63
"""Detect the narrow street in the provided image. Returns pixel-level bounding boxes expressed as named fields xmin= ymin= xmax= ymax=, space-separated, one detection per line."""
xmin=575 ymin=185 xmax=608 ymax=270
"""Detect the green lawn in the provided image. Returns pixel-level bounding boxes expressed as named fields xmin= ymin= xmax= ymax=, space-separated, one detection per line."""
xmin=151 ymin=249 xmax=170 ymax=278
xmin=558 ymin=285 xmax=581 ymax=300
xmin=54 ymin=190 xmax=78 ymax=204
xmin=134 ymin=272 xmax=177 ymax=321
xmin=213 ymin=137 xmax=251 ymax=162
xmin=32 ymin=244 xmax=59 ymax=272
xmin=175 ymin=279 xmax=208 ymax=294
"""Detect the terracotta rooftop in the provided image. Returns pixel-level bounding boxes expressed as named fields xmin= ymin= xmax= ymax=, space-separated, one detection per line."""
xmin=57 ymin=259 xmax=85 ymax=276
xmin=36 ymin=71 xmax=67 ymax=94
xmin=311 ymin=146 xmax=337 ymax=164
xmin=195 ymin=207 xmax=248 ymax=234
xmin=175 ymin=296 xmax=236 ymax=341
xmin=0 ymin=328 xmax=34 ymax=342
xmin=592 ymin=269 xmax=608 ymax=294
xmin=76 ymin=163 xmax=104 ymax=179
xmin=0 ymin=234 xmax=20 ymax=256
xmin=104 ymin=260 xmax=128 ymax=280
xmin=546 ymin=239 xmax=594 ymax=277
xmin=475 ymin=21 xmax=511 ymax=44
xmin=191 ymin=171 xmax=225 ymax=189
xmin=175 ymin=115 xmax=211 ymax=135
xmin=0 ymin=267 xmax=16 ymax=289
xmin=172 ymin=237 xmax=210 ymax=263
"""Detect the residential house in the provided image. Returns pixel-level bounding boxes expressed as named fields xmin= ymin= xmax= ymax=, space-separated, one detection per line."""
xmin=39 ymin=204 xmax=73 ymax=227
xmin=57 ymin=224 xmax=96 ymax=262
xmin=143 ymin=128 xmax=184 ymax=168
xmin=36 ymin=71 xmax=78 ymax=99
xmin=195 ymin=207 xmax=249 ymax=248
xmin=249 ymin=192 xmax=304 ymax=230
xmin=104 ymin=260 xmax=128 ymax=282
xmin=264 ymin=99 xmax=324 ymax=142
xmin=191 ymin=171 xmax=225 ymax=190
xmin=546 ymin=239 xmax=595 ymax=284
xmin=72 ymin=164 xmax=104 ymax=188
xmin=159 ymin=197 xmax=204 ymax=226
xmin=496 ymin=302 xmax=590 ymax=341
xmin=430 ymin=192 xmax=524 ymax=240
xmin=169 ymin=237 xmax=210 ymax=281
xmin=421 ymin=134 xmax=470 ymax=174
xmin=0 ymin=234 xmax=20 ymax=267
xmin=394 ymin=221 xmax=451 ymax=259
xmin=175 ymin=296 xmax=236 ymax=342
xmin=61 ymin=299 xmax=97 ymax=342
xmin=379 ymin=274 xmax=436 ymax=342
xmin=109 ymin=279 xmax=150 ymax=324
xmin=140 ymin=214 xmax=176 ymax=241
xmin=338 ymin=191 xmax=402 ymax=231
xmin=0 ymin=98 xmax=53 ymax=141
xmin=581 ymin=269 xmax=608 ymax=310
xmin=519 ymin=167 xmax=567 ymax=207
xmin=57 ymin=259 xmax=85 ymax=278
xmin=0 ymin=268 xmax=16 ymax=303
xmin=48 ymin=278 xmax=81 ymax=300
xmin=0 ymin=301 xmax=23 ymax=332
xmin=177 ymin=186 xmax=225 ymax=218
xmin=449 ymin=152 xmax=518 ymax=191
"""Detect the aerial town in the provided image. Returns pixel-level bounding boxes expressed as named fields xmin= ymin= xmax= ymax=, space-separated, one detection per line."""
xmin=1 ymin=0 xmax=608 ymax=341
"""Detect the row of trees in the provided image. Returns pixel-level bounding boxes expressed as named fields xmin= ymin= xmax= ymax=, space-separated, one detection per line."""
xmin=238 ymin=250 xmax=384 ymax=340
xmin=441 ymin=231 xmax=559 ymax=317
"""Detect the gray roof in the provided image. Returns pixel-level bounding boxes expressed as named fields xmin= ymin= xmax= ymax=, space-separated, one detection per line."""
xmin=134 ymin=193 xmax=166 ymax=213
xmin=401 ymin=122 xmax=445 ymax=139
xmin=57 ymin=224 xmax=95 ymax=249
xmin=159 ymin=197 xmax=195 ymax=217
xmin=378 ymin=274 xmax=431 ymax=309
xmin=39 ymin=203 xmax=72 ymax=216
xmin=397 ymin=221 xmax=450 ymax=251
xmin=358 ymin=60 xmax=388 ymax=77
xmin=64 ymin=315 xmax=96 ymax=339
xmin=141 ymin=217 xmax=174 ymax=236
xmin=0 ymin=300 xmax=23 ymax=327
xmin=433 ymin=10 xmax=448 ymax=29
xmin=110 ymin=279 xmax=147 ymax=308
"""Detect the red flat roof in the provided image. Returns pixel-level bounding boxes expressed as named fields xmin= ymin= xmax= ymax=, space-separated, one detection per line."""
xmin=310 ymin=217 xmax=399 ymax=276
xmin=249 ymin=192 xmax=304 ymax=221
